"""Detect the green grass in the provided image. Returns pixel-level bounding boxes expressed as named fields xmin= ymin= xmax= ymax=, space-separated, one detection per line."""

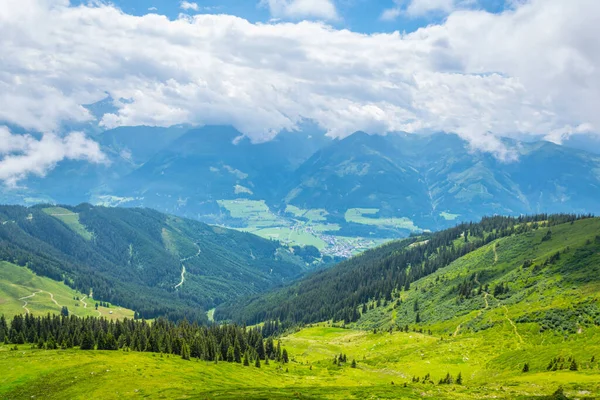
xmin=345 ymin=208 xmax=421 ymax=231
xmin=440 ymin=211 xmax=460 ymax=221
xmin=285 ymin=205 xmax=329 ymax=222
xmin=241 ymin=226 xmax=327 ymax=250
xmin=1 ymin=324 xmax=597 ymax=399
xmin=218 ymin=199 xmax=288 ymax=228
xmin=0 ymin=261 xmax=133 ymax=320
xmin=42 ymin=207 xmax=93 ymax=240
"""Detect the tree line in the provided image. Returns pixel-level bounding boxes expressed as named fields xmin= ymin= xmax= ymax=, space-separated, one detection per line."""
xmin=0 ymin=313 xmax=290 ymax=365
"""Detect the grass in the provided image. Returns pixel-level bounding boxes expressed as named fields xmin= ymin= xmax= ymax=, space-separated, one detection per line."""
xmin=42 ymin=207 xmax=93 ymax=240
xmin=285 ymin=205 xmax=328 ymax=222
xmin=241 ymin=226 xmax=327 ymax=250
xmin=345 ymin=208 xmax=421 ymax=231
xmin=0 ymin=261 xmax=134 ymax=320
xmin=440 ymin=211 xmax=460 ymax=221
xmin=218 ymin=199 xmax=288 ymax=228
xmin=1 ymin=323 xmax=597 ymax=399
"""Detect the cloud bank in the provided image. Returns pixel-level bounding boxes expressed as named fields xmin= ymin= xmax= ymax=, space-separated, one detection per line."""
xmin=0 ymin=0 xmax=599 ymax=183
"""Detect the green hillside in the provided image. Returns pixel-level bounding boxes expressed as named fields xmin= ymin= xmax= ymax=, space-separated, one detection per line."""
xmin=0 ymin=204 xmax=321 ymax=321
xmin=1 ymin=214 xmax=599 ymax=398
xmin=0 ymin=261 xmax=133 ymax=319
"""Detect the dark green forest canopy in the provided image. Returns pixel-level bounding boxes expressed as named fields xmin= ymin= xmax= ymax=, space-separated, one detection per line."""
xmin=0 ymin=313 xmax=288 ymax=363
xmin=216 ymin=214 xmax=594 ymax=325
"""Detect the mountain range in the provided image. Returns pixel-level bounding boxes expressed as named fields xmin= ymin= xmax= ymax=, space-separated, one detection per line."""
xmin=3 ymin=126 xmax=600 ymax=245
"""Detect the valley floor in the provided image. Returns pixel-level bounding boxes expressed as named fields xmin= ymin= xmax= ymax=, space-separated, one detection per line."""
xmin=1 ymin=324 xmax=599 ymax=399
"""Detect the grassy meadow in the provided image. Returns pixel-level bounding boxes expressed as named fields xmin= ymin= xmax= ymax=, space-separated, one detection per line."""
xmin=0 ymin=261 xmax=133 ymax=320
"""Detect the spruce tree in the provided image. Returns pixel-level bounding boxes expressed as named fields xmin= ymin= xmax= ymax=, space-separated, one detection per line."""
xmin=282 ymin=349 xmax=289 ymax=363
xmin=255 ymin=357 xmax=261 ymax=368
xmin=243 ymin=351 xmax=250 ymax=366
xmin=181 ymin=341 xmax=191 ymax=361
xmin=456 ymin=372 xmax=463 ymax=384
xmin=569 ymin=359 xmax=578 ymax=371
xmin=80 ymin=330 xmax=95 ymax=350
xmin=522 ymin=363 xmax=530 ymax=373
xmin=351 ymin=359 xmax=357 ymax=368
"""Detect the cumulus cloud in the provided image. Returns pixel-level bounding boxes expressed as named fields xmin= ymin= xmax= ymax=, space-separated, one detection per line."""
xmin=180 ymin=1 xmax=199 ymax=11
xmin=0 ymin=0 xmax=598 ymax=168
xmin=0 ymin=126 xmax=108 ymax=186
xmin=261 ymin=0 xmax=339 ymax=21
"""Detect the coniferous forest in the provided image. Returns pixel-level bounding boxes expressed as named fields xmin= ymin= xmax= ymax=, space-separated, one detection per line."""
xmin=0 ymin=313 xmax=289 ymax=364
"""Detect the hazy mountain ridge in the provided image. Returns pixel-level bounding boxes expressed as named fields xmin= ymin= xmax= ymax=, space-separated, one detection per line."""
xmin=4 ymin=126 xmax=600 ymax=239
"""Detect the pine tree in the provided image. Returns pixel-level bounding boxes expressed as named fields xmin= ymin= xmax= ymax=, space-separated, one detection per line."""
xmin=226 ymin=346 xmax=234 ymax=362
xmin=351 ymin=359 xmax=357 ymax=368
xmin=80 ymin=330 xmax=95 ymax=350
xmin=243 ymin=351 xmax=250 ymax=366
xmin=456 ymin=372 xmax=462 ymax=384
xmin=282 ymin=349 xmax=289 ymax=363
xmin=569 ymin=359 xmax=578 ymax=371
xmin=181 ymin=341 xmax=191 ymax=361
xmin=255 ymin=357 xmax=261 ymax=368
xmin=276 ymin=341 xmax=282 ymax=362
xmin=522 ymin=363 xmax=530 ymax=373
xmin=234 ymin=339 xmax=242 ymax=363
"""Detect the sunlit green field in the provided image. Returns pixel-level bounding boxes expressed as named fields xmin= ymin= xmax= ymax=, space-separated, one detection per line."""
xmin=41 ymin=207 xmax=94 ymax=240
xmin=0 ymin=261 xmax=133 ymax=320
xmin=1 ymin=322 xmax=597 ymax=399
xmin=345 ymin=208 xmax=422 ymax=231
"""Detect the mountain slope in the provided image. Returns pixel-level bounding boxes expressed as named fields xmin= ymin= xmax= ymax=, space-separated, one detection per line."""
xmin=216 ymin=214 xmax=599 ymax=327
xmin=0 ymin=204 xmax=317 ymax=321
xmin=109 ymin=125 xmax=331 ymax=221
xmin=284 ymin=132 xmax=600 ymax=231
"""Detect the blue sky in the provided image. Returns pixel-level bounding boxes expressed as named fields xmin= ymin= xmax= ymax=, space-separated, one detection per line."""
xmin=97 ymin=0 xmax=509 ymax=34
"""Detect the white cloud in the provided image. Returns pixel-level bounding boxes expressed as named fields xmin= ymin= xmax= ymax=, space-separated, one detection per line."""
xmin=148 ymin=7 xmax=158 ymax=11
xmin=0 ymin=0 xmax=599 ymax=169
xmin=261 ymin=0 xmax=339 ymax=21
xmin=382 ymin=0 xmax=472 ymax=19
xmin=0 ymin=126 xmax=107 ymax=186
xmin=180 ymin=1 xmax=199 ymax=11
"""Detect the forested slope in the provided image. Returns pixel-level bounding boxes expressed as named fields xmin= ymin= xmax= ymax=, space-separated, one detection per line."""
xmin=0 ymin=204 xmax=314 ymax=321
xmin=216 ymin=214 xmax=597 ymax=326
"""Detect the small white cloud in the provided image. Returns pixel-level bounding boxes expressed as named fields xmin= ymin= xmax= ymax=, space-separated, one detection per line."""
xmin=262 ymin=0 xmax=339 ymax=21
xmin=382 ymin=0 xmax=469 ymax=20
xmin=180 ymin=1 xmax=199 ymax=11
xmin=380 ymin=7 xmax=401 ymax=21
xmin=0 ymin=126 xmax=108 ymax=186
xmin=148 ymin=6 xmax=157 ymax=11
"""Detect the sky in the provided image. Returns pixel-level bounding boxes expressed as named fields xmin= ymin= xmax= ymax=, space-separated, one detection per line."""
xmin=0 ymin=0 xmax=599 ymax=184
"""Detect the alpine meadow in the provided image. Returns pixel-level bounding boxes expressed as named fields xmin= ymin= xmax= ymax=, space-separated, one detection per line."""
xmin=2 ymin=0 xmax=600 ymax=399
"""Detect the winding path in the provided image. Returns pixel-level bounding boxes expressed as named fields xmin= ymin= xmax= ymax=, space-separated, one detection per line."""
xmin=18 ymin=291 xmax=42 ymax=314
xmin=493 ymin=243 xmax=499 ymax=264
xmin=503 ymin=305 xmax=524 ymax=344
xmin=174 ymin=266 xmax=186 ymax=289
xmin=80 ymin=295 xmax=88 ymax=308
xmin=174 ymin=244 xmax=201 ymax=290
